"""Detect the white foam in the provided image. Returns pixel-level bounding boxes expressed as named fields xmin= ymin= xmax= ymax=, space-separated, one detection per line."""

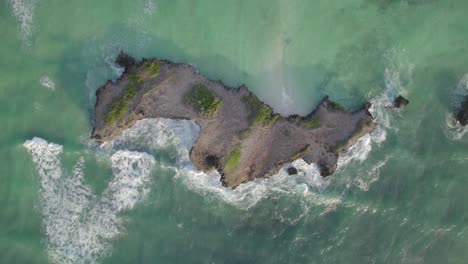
xmin=39 ymin=75 xmax=56 ymax=90
xmin=443 ymin=112 xmax=468 ymax=140
xmin=104 ymin=52 xmax=125 ymax=77
xmin=144 ymin=0 xmax=158 ymax=15
xmin=337 ymin=48 xmax=412 ymax=170
xmin=354 ymin=157 xmax=389 ymax=191
xmin=9 ymin=0 xmax=37 ymax=45
xmin=23 ymin=137 xmax=155 ymax=264
xmin=369 ymin=47 xmax=413 ymax=128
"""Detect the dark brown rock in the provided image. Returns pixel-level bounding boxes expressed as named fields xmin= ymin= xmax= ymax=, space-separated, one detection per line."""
xmin=115 ymin=51 xmax=136 ymax=72
xmin=287 ymin=167 xmax=298 ymax=175
xmin=393 ymin=95 xmax=409 ymax=108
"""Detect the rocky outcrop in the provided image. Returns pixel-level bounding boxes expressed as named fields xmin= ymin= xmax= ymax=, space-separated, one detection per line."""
xmin=287 ymin=167 xmax=298 ymax=175
xmin=115 ymin=51 xmax=136 ymax=73
xmin=456 ymin=97 xmax=468 ymax=126
xmin=91 ymin=52 xmax=376 ymax=188
xmin=393 ymin=95 xmax=409 ymax=108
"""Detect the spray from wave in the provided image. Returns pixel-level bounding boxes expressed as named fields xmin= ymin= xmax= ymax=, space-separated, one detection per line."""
xmin=9 ymin=0 xmax=37 ymax=45
xmin=23 ymin=137 xmax=155 ymax=264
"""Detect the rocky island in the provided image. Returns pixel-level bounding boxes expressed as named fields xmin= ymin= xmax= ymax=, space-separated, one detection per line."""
xmin=91 ymin=52 xmax=376 ymax=188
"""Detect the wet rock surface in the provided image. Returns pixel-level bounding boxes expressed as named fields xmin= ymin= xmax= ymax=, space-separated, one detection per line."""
xmin=393 ymin=95 xmax=409 ymax=108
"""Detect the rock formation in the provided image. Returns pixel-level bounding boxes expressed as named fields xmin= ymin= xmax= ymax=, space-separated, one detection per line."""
xmin=91 ymin=52 xmax=376 ymax=188
xmin=393 ymin=95 xmax=409 ymax=108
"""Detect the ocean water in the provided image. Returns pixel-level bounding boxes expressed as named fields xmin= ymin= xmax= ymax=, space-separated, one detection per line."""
xmin=1 ymin=0 xmax=468 ymax=263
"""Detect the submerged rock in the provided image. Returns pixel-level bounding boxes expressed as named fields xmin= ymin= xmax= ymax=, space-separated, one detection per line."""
xmin=91 ymin=52 xmax=376 ymax=188
xmin=456 ymin=97 xmax=468 ymax=126
xmin=287 ymin=167 xmax=298 ymax=175
xmin=393 ymin=95 xmax=409 ymax=108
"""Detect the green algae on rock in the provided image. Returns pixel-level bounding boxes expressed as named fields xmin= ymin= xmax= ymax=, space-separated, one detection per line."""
xmin=92 ymin=52 xmax=376 ymax=188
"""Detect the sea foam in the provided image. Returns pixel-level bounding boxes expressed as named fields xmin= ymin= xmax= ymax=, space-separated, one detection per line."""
xmin=23 ymin=137 xmax=155 ymax=264
xmin=9 ymin=0 xmax=37 ymax=45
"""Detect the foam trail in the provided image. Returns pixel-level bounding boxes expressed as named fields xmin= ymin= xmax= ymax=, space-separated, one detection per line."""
xmin=443 ymin=73 xmax=468 ymax=140
xmin=102 ymin=118 xmax=339 ymax=212
xmin=23 ymin=137 xmax=155 ymax=264
xmin=9 ymin=0 xmax=37 ymax=45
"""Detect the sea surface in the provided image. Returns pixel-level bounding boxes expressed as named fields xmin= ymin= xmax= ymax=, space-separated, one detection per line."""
xmin=1 ymin=0 xmax=468 ymax=263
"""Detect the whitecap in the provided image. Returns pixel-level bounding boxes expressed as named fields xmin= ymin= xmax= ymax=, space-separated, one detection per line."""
xmin=23 ymin=137 xmax=155 ymax=264
xmin=443 ymin=112 xmax=468 ymax=141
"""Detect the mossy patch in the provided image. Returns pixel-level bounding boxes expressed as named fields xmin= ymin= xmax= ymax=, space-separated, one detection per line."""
xmin=302 ymin=116 xmax=321 ymax=129
xmin=105 ymin=80 xmax=137 ymax=125
xmin=185 ymin=84 xmax=223 ymax=118
xmin=329 ymin=101 xmax=344 ymax=111
xmin=239 ymin=128 xmax=252 ymax=140
xmin=225 ymin=145 xmax=242 ymax=172
xmin=241 ymin=95 xmax=280 ymax=126
xmin=135 ymin=60 xmax=160 ymax=82
xmin=291 ymin=145 xmax=312 ymax=160
xmin=334 ymin=119 xmax=373 ymax=153
xmin=333 ymin=141 xmax=347 ymax=154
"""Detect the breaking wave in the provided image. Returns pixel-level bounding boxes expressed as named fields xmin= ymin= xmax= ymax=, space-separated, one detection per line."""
xmin=9 ymin=0 xmax=37 ymax=45
xmin=23 ymin=137 xmax=155 ymax=264
xmin=443 ymin=73 xmax=468 ymax=140
xmin=337 ymin=48 xmax=412 ymax=171
xmin=101 ymin=118 xmax=338 ymax=211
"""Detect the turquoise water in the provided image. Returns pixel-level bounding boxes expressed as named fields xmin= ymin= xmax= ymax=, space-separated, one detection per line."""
xmin=2 ymin=0 xmax=468 ymax=263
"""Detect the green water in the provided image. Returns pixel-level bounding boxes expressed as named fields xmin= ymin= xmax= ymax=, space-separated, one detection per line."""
xmin=2 ymin=0 xmax=468 ymax=263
